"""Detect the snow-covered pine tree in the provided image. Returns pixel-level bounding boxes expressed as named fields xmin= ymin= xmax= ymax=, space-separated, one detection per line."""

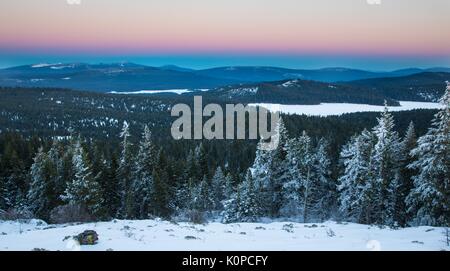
xmin=102 ymin=155 xmax=121 ymax=218
xmin=371 ymin=103 xmax=401 ymax=225
xmin=192 ymin=175 xmax=214 ymax=212
xmin=281 ymin=131 xmax=317 ymax=221
xmin=27 ymin=147 xmax=56 ymax=220
xmin=222 ymin=187 xmax=241 ymax=223
xmin=267 ymin=117 xmax=289 ymax=217
xmin=237 ymin=170 xmax=261 ymax=222
xmin=250 ymin=136 xmax=274 ymax=216
xmin=133 ymin=125 xmax=157 ymax=218
xmin=313 ymin=137 xmax=336 ymax=221
xmin=196 ymin=143 xmax=209 ymax=180
xmin=407 ymin=84 xmax=450 ymax=226
xmin=117 ymin=121 xmax=135 ymax=218
xmin=395 ymin=121 xmax=418 ymax=226
xmin=47 ymin=140 xmax=66 ymax=207
xmin=61 ymin=140 xmax=104 ymax=218
xmin=338 ymin=129 xmax=376 ymax=224
xmin=211 ymin=166 xmax=226 ymax=211
xmin=223 ymin=172 xmax=235 ymax=201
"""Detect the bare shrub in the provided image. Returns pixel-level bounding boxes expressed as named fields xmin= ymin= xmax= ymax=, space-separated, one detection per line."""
xmin=188 ymin=210 xmax=206 ymax=224
xmin=49 ymin=204 xmax=93 ymax=224
xmin=0 ymin=208 xmax=34 ymax=221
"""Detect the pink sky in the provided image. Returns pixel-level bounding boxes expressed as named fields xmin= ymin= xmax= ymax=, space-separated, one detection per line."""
xmin=1 ymin=0 xmax=449 ymax=56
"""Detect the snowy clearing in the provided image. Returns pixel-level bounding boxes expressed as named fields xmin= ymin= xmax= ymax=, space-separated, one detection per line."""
xmin=249 ymin=101 xmax=442 ymax=116
xmin=0 ymin=219 xmax=446 ymax=251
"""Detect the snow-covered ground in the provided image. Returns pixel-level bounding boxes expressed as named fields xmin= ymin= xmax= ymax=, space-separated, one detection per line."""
xmin=249 ymin=101 xmax=442 ymax=116
xmin=0 ymin=219 xmax=447 ymax=251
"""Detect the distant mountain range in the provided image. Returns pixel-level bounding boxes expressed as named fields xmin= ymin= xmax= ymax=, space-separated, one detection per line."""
xmin=0 ymin=62 xmax=449 ymax=92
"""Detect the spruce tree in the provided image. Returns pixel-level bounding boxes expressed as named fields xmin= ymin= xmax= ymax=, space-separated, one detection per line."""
xmin=133 ymin=125 xmax=157 ymax=218
xmin=61 ymin=140 xmax=104 ymax=218
xmin=338 ymin=129 xmax=376 ymax=224
xmin=371 ymin=104 xmax=401 ymax=225
xmin=27 ymin=148 xmax=56 ymax=220
xmin=117 ymin=121 xmax=134 ymax=218
xmin=396 ymin=122 xmax=418 ymax=226
xmin=211 ymin=166 xmax=226 ymax=211
xmin=407 ymin=85 xmax=450 ymax=226
xmin=236 ymin=170 xmax=261 ymax=222
xmin=313 ymin=138 xmax=335 ymax=221
xmin=267 ymin=117 xmax=289 ymax=217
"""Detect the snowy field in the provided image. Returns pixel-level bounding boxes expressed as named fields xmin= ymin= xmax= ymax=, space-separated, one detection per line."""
xmin=0 ymin=219 xmax=447 ymax=251
xmin=249 ymin=101 xmax=442 ymax=116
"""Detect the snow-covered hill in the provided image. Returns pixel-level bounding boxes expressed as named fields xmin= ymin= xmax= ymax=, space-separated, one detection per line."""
xmin=0 ymin=219 xmax=447 ymax=251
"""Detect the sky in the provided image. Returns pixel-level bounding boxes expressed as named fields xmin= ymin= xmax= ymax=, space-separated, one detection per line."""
xmin=0 ymin=0 xmax=449 ymax=70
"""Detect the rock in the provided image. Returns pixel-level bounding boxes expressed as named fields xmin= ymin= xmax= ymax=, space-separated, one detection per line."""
xmin=75 ymin=230 xmax=98 ymax=245
xmin=184 ymin=235 xmax=198 ymax=240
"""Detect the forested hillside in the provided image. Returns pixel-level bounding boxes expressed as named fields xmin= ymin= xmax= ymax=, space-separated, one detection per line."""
xmin=1 ymin=86 xmax=448 ymax=228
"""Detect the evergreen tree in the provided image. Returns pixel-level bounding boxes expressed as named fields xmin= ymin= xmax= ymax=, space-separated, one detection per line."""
xmin=223 ymin=172 xmax=235 ymax=201
xmin=236 ymin=170 xmax=261 ymax=222
xmin=396 ymin=121 xmax=418 ymax=226
xmin=407 ymin=85 xmax=450 ymax=226
xmin=102 ymin=154 xmax=121 ymax=218
xmin=117 ymin=121 xmax=134 ymax=218
xmin=151 ymin=168 xmax=171 ymax=218
xmin=313 ymin=138 xmax=336 ymax=221
xmin=27 ymin=148 xmax=56 ymax=220
xmin=192 ymin=175 xmax=213 ymax=212
xmin=250 ymin=137 xmax=274 ymax=216
xmin=196 ymin=143 xmax=209 ymax=180
xmin=211 ymin=166 xmax=226 ymax=211
xmin=338 ymin=129 xmax=377 ymax=224
xmin=371 ymin=104 xmax=401 ymax=225
xmin=133 ymin=125 xmax=157 ymax=218
xmin=267 ymin=117 xmax=289 ymax=217
xmin=61 ymin=140 xmax=103 ymax=218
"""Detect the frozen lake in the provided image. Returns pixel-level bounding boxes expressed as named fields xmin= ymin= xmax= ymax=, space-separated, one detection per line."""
xmin=248 ymin=101 xmax=442 ymax=116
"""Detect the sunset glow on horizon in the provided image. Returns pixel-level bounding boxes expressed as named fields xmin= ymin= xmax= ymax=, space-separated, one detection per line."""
xmin=1 ymin=0 xmax=449 ymax=69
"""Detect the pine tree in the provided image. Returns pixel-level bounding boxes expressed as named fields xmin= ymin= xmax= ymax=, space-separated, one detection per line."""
xmin=313 ymin=138 xmax=336 ymax=221
xmin=338 ymin=129 xmax=376 ymax=224
xmin=211 ymin=166 xmax=226 ymax=211
xmin=371 ymin=104 xmax=401 ymax=225
xmin=61 ymin=140 xmax=103 ymax=218
xmin=223 ymin=172 xmax=235 ymax=200
xmin=396 ymin=121 xmax=418 ymax=226
xmin=47 ymin=140 xmax=66 ymax=207
xmin=102 ymin=154 xmax=121 ymax=218
xmin=192 ymin=175 xmax=213 ymax=212
xmin=133 ymin=125 xmax=157 ymax=218
xmin=27 ymin=148 xmax=56 ymax=220
xmin=236 ymin=170 xmax=261 ymax=222
xmin=266 ymin=117 xmax=289 ymax=217
xmin=196 ymin=143 xmax=209 ymax=180
xmin=117 ymin=121 xmax=134 ymax=218
xmin=407 ymin=85 xmax=450 ymax=226
xmin=151 ymin=168 xmax=171 ymax=218
xmin=282 ymin=131 xmax=320 ymax=222
xmin=250 ymin=137 xmax=274 ymax=216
